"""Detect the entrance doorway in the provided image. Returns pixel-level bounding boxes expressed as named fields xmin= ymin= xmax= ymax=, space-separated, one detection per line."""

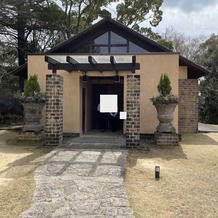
xmin=82 ymin=76 xmax=124 ymax=134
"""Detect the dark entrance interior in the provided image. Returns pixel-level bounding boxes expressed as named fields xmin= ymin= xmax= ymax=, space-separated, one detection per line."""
xmin=91 ymin=77 xmax=124 ymax=131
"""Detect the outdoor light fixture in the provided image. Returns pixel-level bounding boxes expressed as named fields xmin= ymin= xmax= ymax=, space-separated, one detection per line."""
xmin=155 ymin=166 xmax=160 ymax=179
xmin=82 ymin=72 xmax=88 ymax=82
xmin=114 ymin=72 xmax=120 ymax=82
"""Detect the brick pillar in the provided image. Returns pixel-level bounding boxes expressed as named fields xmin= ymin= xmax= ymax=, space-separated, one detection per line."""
xmin=126 ymin=74 xmax=140 ymax=149
xmin=45 ymin=74 xmax=63 ymax=146
xmin=179 ymin=79 xmax=198 ymax=133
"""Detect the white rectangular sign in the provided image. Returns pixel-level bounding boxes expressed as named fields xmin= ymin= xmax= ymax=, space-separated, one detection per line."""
xmin=119 ymin=112 xmax=127 ymax=120
xmin=100 ymin=95 xmax=117 ymax=113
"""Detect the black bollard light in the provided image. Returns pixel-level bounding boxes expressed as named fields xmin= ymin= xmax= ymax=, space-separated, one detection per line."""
xmin=155 ymin=166 xmax=160 ymax=179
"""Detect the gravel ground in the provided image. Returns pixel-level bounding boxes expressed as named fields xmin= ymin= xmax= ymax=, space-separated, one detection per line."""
xmin=125 ymin=133 xmax=218 ymax=218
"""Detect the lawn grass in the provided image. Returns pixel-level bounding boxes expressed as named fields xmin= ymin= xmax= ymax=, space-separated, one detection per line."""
xmin=125 ymin=133 xmax=218 ymax=218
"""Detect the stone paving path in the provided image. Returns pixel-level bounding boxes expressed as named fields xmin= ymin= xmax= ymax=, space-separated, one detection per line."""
xmin=22 ymin=144 xmax=134 ymax=218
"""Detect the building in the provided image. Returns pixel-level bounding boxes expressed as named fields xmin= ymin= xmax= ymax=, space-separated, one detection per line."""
xmin=14 ymin=17 xmax=209 ymax=148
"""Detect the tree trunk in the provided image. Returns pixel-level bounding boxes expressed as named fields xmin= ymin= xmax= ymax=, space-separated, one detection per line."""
xmin=17 ymin=21 xmax=26 ymax=66
xmin=17 ymin=5 xmax=27 ymax=89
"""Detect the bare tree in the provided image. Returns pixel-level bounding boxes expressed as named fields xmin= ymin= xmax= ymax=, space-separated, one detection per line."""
xmin=160 ymin=26 xmax=206 ymax=61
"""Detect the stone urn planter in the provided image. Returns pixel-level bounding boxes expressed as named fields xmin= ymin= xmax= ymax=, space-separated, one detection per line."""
xmin=150 ymin=74 xmax=179 ymax=133
xmin=22 ymin=103 xmax=45 ymax=132
xmin=153 ymin=103 xmax=178 ymax=133
xmin=150 ymin=74 xmax=180 ymax=146
xmin=16 ymin=75 xmax=46 ymax=140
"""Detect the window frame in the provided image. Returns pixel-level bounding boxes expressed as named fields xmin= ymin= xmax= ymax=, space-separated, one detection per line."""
xmin=77 ymin=31 xmax=148 ymax=54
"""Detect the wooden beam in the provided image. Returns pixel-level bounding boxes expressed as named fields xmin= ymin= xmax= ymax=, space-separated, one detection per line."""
xmin=52 ymin=68 xmax=57 ymax=74
xmin=88 ymin=56 xmax=97 ymax=65
xmin=131 ymin=56 xmax=136 ymax=73
xmin=110 ymin=56 xmax=116 ymax=66
xmin=66 ymin=56 xmax=79 ymax=65
xmin=44 ymin=56 xmax=60 ymax=65
xmin=110 ymin=56 xmax=118 ymax=73
xmin=45 ymin=56 xmax=59 ymax=74
xmin=48 ymin=63 xmax=140 ymax=72
xmin=132 ymin=55 xmax=136 ymax=65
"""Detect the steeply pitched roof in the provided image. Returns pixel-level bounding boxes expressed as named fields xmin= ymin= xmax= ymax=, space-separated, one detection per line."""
xmin=12 ymin=17 xmax=209 ymax=79
xmin=48 ymin=16 xmax=170 ymax=53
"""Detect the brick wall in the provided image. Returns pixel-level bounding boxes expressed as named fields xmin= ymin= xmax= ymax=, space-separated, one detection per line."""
xmin=19 ymin=131 xmax=45 ymax=141
xmin=45 ymin=74 xmax=63 ymax=146
xmin=154 ymin=132 xmax=179 ymax=146
xmin=126 ymin=74 xmax=141 ymax=149
xmin=179 ymin=79 xmax=198 ymax=133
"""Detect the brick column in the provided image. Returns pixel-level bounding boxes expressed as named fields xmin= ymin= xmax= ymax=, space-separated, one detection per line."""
xmin=45 ymin=74 xmax=63 ymax=146
xmin=126 ymin=74 xmax=140 ymax=149
xmin=179 ymin=79 xmax=198 ymax=133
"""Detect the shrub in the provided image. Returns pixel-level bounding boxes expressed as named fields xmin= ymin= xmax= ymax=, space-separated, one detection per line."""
xmin=16 ymin=75 xmax=45 ymax=103
xmin=157 ymin=74 xmax=172 ymax=96
xmin=150 ymin=74 xmax=178 ymax=104
xmin=24 ymin=75 xmax=40 ymax=96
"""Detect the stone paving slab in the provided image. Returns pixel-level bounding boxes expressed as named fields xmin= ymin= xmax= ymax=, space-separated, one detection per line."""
xmin=22 ymin=146 xmax=134 ymax=218
xmin=198 ymin=123 xmax=218 ymax=132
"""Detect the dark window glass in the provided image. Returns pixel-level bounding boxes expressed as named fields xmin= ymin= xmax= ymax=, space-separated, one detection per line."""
xmin=74 ymin=42 xmax=91 ymax=53
xmin=111 ymin=32 xmax=127 ymax=44
xmin=91 ymin=32 xmax=149 ymax=53
xmin=94 ymin=32 xmax=108 ymax=44
xmin=129 ymin=42 xmax=148 ymax=53
xmin=111 ymin=46 xmax=127 ymax=53
xmin=94 ymin=46 xmax=109 ymax=53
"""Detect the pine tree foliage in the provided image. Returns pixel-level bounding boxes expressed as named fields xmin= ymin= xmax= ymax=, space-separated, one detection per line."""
xmin=157 ymin=74 xmax=172 ymax=96
xmin=150 ymin=74 xmax=178 ymax=104
xmin=24 ymin=75 xmax=40 ymax=96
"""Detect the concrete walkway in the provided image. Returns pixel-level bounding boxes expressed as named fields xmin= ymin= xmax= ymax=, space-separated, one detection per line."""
xmin=198 ymin=123 xmax=218 ymax=133
xmin=22 ymin=141 xmax=134 ymax=217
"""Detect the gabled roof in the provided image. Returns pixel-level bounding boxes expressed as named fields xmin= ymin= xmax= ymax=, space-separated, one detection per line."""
xmin=48 ymin=16 xmax=170 ymax=53
xmin=12 ymin=17 xmax=209 ymax=79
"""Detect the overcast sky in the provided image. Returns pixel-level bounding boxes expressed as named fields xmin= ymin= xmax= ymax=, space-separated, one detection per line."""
xmin=155 ymin=0 xmax=218 ymax=36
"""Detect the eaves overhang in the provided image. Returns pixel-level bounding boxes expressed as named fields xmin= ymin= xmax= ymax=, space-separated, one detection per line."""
xmin=179 ymin=55 xmax=210 ymax=79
